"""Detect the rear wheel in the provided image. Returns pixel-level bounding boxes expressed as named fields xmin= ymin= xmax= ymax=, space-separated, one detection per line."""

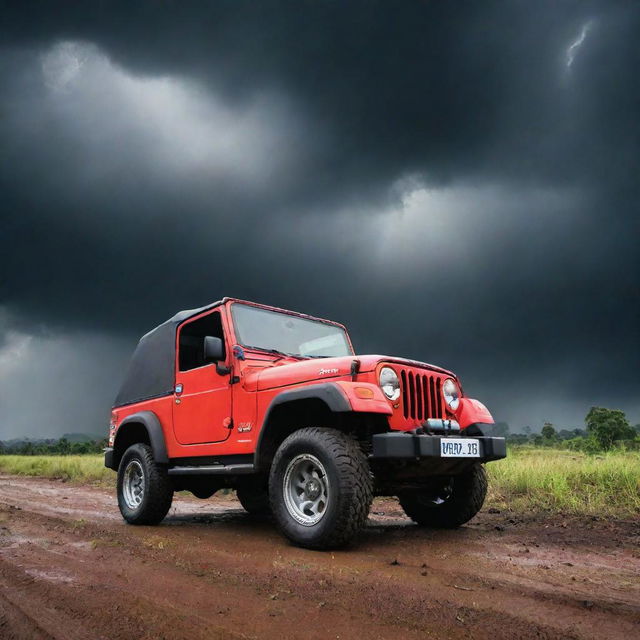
xmin=269 ymin=428 xmax=372 ymax=549
xmin=190 ymin=487 xmax=217 ymax=500
xmin=117 ymin=443 xmax=173 ymax=525
xmin=237 ymin=482 xmax=271 ymax=516
xmin=399 ymin=463 xmax=487 ymax=528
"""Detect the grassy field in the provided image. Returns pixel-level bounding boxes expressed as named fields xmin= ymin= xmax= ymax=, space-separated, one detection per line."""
xmin=488 ymin=447 xmax=640 ymax=517
xmin=0 ymin=454 xmax=111 ymax=485
xmin=0 ymin=448 xmax=638 ymax=517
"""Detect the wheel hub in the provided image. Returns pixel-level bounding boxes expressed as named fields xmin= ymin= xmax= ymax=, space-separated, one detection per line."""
xmin=282 ymin=453 xmax=330 ymax=527
xmin=305 ymin=479 xmax=321 ymax=500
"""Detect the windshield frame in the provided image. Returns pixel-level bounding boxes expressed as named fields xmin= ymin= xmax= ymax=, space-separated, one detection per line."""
xmin=229 ymin=302 xmax=354 ymax=358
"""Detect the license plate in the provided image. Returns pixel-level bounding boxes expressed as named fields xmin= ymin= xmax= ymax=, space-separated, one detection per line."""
xmin=440 ymin=438 xmax=480 ymax=458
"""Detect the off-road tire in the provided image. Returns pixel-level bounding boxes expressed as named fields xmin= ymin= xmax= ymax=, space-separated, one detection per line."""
xmin=117 ymin=443 xmax=174 ymax=525
xmin=269 ymin=428 xmax=373 ymax=549
xmin=237 ymin=483 xmax=271 ymax=516
xmin=399 ymin=463 xmax=487 ymax=528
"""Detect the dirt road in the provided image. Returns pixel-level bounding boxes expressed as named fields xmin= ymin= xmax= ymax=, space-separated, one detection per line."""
xmin=0 ymin=475 xmax=637 ymax=640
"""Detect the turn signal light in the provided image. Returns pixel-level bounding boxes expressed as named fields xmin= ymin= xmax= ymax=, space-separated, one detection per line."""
xmin=354 ymin=387 xmax=375 ymax=399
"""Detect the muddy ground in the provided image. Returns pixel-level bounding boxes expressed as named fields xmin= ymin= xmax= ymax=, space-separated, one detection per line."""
xmin=0 ymin=475 xmax=637 ymax=640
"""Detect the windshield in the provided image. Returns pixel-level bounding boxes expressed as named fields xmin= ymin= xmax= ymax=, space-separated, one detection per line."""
xmin=231 ymin=304 xmax=353 ymax=358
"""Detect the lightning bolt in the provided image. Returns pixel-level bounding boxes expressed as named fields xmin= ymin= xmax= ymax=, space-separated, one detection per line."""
xmin=566 ymin=20 xmax=593 ymax=68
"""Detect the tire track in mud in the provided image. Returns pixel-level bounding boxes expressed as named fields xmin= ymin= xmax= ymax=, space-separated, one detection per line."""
xmin=0 ymin=559 xmax=90 ymax=640
xmin=0 ymin=475 xmax=638 ymax=640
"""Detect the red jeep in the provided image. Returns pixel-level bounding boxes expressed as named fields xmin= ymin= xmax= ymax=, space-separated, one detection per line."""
xmin=106 ymin=298 xmax=505 ymax=549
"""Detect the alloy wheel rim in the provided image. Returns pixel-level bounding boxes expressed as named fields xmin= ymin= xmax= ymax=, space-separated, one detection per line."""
xmin=123 ymin=459 xmax=145 ymax=510
xmin=283 ymin=454 xmax=329 ymax=526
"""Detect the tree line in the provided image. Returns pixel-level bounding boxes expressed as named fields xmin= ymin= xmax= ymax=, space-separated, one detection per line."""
xmin=0 ymin=437 xmax=107 ymax=456
xmin=504 ymin=407 xmax=640 ymax=452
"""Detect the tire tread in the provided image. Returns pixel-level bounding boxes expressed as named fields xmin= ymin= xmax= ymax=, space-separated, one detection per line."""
xmin=269 ymin=427 xmax=373 ymax=549
xmin=117 ymin=443 xmax=173 ymax=525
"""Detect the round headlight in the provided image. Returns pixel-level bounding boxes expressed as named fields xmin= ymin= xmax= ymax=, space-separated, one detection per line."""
xmin=442 ymin=378 xmax=460 ymax=411
xmin=379 ymin=367 xmax=400 ymax=401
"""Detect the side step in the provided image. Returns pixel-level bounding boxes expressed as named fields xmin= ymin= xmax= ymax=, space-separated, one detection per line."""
xmin=167 ymin=464 xmax=255 ymax=476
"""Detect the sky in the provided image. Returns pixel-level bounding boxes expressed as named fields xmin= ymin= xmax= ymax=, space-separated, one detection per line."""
xmin=1 ymin=1 xmax=639 ymax=438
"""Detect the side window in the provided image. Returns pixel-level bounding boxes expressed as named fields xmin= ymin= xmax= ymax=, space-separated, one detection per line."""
xmin=179 ymin=311 xmax=225 ymax=371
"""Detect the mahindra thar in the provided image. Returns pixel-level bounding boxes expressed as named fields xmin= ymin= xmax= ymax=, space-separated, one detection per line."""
xmin=106 ymin=298 xmax=506 ymax=549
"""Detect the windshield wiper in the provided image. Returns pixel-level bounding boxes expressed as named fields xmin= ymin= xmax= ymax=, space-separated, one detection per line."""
xmin=264 ymin=350 xmax=330 ymax=360
xmin=261 ymin=348 xmax=305 ymax=360
xmin=244 ymin=346 xmax=331 ymax=360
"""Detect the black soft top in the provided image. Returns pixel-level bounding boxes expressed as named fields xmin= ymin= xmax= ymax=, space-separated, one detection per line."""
xmin=113 ymin=300 xmax=222 ymax=407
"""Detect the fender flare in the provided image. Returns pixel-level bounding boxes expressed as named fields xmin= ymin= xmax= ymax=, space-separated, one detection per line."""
xmin=254 ymin=383 xmax=351 ymax=470
xmin=455 ymin=397 xmax=494 ymax=430
xmin=265 ymin=383 xmax=352 ymax=414
xmin=114 ymin=410 xmax=169 ymax=464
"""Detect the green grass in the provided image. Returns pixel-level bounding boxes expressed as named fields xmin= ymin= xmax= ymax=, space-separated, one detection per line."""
xmin=1 ymin=447 xmax=638 ymax=517
xmin=487 ymin=447 xmax=640 ymax=517
xmin=0 ymin=454 xmax=112 ymax=485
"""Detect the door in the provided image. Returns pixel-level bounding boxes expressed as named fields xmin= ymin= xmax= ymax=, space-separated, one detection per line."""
xmin=172 ymin=310 xmax=232 ymax=445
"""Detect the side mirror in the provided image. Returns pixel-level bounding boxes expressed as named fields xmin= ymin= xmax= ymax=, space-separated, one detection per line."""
xmin=203 ymin=336 xmax=225 ymax=362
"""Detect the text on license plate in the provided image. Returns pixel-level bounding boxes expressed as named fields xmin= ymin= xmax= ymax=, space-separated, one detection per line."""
xmin=440 ymin=438 xmax=480 ymax=457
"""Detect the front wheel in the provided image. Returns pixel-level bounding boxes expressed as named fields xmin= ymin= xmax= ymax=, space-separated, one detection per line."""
xmin=399 ymin=463 xmax=487 ymax=528
xmin=117 ymin=443 xmax=174 ymax=525
xmin=269 ymin=428 xmax=373 ymax=549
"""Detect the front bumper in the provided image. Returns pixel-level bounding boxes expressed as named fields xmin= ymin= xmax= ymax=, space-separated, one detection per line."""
xmin=371 ymin=432 xmax=506 ymax=462
xmin=104 ymin=447 xmax=115 ymax=470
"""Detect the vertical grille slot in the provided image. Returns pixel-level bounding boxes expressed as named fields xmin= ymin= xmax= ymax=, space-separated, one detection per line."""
xmin=408 ymin=372 xmax=416 ymax=419
xmin=428 ymin=376 xmax=436 ymax=418
xmin=399 ymin=368 xmax=445 ymax=421
xmin=401 ymin=370 xmax=408 ymax=418
xmin=435 ymin=378 xmax=443 ymax=418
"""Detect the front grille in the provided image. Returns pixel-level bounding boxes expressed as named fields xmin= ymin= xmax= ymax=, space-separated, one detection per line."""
xmin=400 ymin=369 xmax=445 ymax=421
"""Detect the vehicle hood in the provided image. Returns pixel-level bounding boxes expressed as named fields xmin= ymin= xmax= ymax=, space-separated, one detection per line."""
xmin=255 ymin=354 xmax=456 ymax=391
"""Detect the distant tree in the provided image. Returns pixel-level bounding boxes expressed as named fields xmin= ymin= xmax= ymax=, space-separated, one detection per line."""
xmin=57 ymin=437 xmax=71 ymax=455
xmin=585 ymin=407 xmax=635 ymax=450
xmin=541 ymin=422 xmax=557 ymax=443
xmin=523 ymin=426 xmax=532 ymax=436
xmin=71 ymin=442 xmax=91 ymax=454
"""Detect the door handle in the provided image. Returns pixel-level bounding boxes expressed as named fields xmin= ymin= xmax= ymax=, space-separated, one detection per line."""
xmin=175 ymin=384 xmax=183 ymax=394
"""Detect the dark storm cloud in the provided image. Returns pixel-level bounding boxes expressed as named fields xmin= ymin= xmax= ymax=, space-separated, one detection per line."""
xmin=1 ymin=1 xmax=639 ymax=437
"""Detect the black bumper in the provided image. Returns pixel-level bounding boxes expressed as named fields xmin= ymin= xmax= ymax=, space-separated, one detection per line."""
xmin=104 ymin=447 xmax=116 ymax=470
xmin=371 ymin=432 xmax=506 ymax=462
